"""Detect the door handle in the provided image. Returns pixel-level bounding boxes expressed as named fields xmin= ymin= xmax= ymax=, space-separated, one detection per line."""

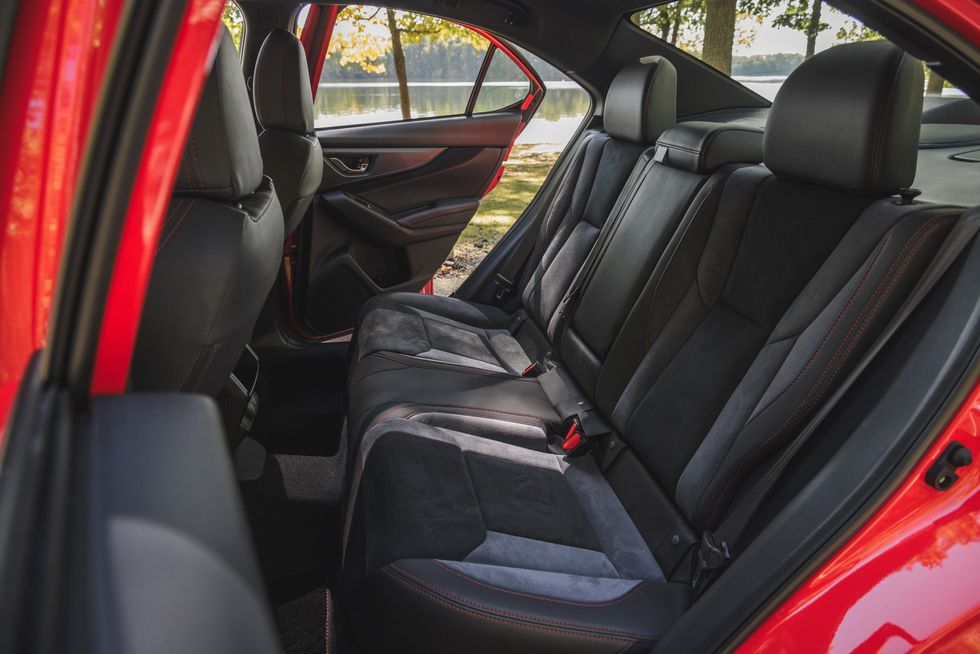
xmin=327 ymin=156 xmax=371 ymax=176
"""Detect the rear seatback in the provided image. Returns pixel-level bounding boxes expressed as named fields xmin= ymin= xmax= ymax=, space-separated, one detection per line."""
xmin=351 ymin=57 xmax=678 ymax=375
xmin=341 ymin=42 xmax=963 ymax=654
xmin=347 ymin=121 xmax=764 ymax=441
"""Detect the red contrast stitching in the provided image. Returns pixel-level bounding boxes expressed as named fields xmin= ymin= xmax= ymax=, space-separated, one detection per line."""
xmin=369 ymin=403 xmax=546 ymax=433
xmin=702 ymin=215 xmax=956 ymax=524
xmin=156 ymin=199 xmax=197 ymax=253
xmin=432 ymin=561 xmax=647 ymax=608
xmin=324 ymin=589 xmax=330 ymax=654
xmin=189 ymin=134 xmax=204 ymax=188
xmin=383 ymin=566 xmax=648 ymax=645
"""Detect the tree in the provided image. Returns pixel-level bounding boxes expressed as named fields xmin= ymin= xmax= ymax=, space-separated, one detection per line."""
xmin=221 ymin=2 xmax=244 ymax=51
xmin=701 ymin=0 xmax=738 ymax=73
xmin=701 ymin=0 xmax=781 ymax=75
xmin=327 ymin=6 xmax=483 ymax=119
xmin=773 ymin=0 xmax=829 ymax=58
xmin=634 ymin=0 xmax=706 ymax=49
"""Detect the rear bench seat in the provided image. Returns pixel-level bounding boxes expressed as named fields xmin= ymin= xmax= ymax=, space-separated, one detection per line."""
xmin=341 ymin=42 xmax=961 ymax=653
xmin=350 ymin=57 xmax=678 ymax=377
xmin=346 ymin=119 xmax=765 ymax=444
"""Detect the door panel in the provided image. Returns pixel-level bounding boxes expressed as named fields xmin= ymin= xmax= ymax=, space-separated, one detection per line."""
xmin=298 ymin=108 xmax=533 ymax=335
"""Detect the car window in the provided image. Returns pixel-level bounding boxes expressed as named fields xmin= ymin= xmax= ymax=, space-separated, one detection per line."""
xmin=472 ymin=48 xmax=530 ymax=114
xmin=297 ymin=5 xmax=535 ymax=129
xmin=631 ymin=1 xmax=965 ymax=101
xmin=220 ymin=1 xmax=244 ymax=52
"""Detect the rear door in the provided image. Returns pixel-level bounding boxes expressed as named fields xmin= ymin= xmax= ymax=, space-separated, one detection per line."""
xmin=289 ymin=6 xmax=542 ymax=337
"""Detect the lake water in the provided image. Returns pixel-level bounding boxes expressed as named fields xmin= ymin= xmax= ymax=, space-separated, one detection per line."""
xmin=314 ymin=81 xmax=591 ymax=149
xmin=315 ymin=78 xmax=969 ymax=149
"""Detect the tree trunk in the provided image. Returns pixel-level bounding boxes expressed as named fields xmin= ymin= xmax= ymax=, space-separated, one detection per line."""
xmin=805 ymin=0 xmax=822 ymax=58
xmin=701 ymin=0 xmax=737 ymax=75
xmin=926 ymin=69 xmax=945 ymax=95
xmin=386 ymin=8 xmax=411 ymax=120
xmin=669 ymin=10 xmax=682 ymax=45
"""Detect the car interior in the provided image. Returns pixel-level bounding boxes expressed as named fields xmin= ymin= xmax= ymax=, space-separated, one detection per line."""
xmin=29 ymin=0 xmax=980 ymax=652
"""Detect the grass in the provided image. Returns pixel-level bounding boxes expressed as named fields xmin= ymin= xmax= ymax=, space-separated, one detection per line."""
xmin=434 ymin=144 xmax=560 ymax=295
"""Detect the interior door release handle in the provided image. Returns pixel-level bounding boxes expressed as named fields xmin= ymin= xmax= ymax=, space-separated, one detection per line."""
xmin=328 ymin=156 xmax=371 ymax=175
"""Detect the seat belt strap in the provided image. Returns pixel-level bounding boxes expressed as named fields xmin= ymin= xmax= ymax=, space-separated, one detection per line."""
xmin=551 ymin=154 xmax=659 ymax=345
xmin=692 ymin=209 xmax=980 ymax=596
xmin=492 ymin=230 xmax=539 ymax=305
xmin=491 ymin=135 xmax=591 ymax=307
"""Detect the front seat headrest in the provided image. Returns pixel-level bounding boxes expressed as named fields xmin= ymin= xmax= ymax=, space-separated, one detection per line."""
xmin=254 ymin=28 xmax=315 ymax=134
xmin=174 ymin=26 xmax=264 ymax=202
xmin=764 ymin=41 xmax=924 ymax=195
xmin=604 ymin=57 xmax=677 ymax=144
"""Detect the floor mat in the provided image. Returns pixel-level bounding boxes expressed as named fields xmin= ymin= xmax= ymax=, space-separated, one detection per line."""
xmin=273 ymin=578 xmax=329 ymax=654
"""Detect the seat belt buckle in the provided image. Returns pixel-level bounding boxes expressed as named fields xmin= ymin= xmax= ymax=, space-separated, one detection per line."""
xmin=493 ymin=273 xmax=515 ymax=304
xmin=691 ymin=531 xmax=732 ymax=593
xmin=522 ymin=361 xmax=544 ymax=377
xmin=560 ymin=418 xmax=593 ymax=457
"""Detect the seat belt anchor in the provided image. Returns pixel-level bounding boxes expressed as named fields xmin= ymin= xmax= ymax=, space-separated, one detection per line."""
xmin=493 ymin=273 xmax=515 ymax=304
xmin=691 ymin=531 xmax=732 ymax=592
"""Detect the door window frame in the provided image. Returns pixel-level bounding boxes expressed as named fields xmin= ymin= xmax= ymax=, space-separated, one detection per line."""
xmin=296 ymin=4 xmax=544 ymax=130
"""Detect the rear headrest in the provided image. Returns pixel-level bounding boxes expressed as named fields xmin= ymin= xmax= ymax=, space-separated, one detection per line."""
xmin=655 ymin=121 xmax=763 ymax=173
xmin=764 ymin=41 xmax=924 ymax=195
xmin=603 ymin=57 xmax=677 ymax=144
xmin=174 ymin=27 xmax=263 ymax=202
xmin=254 ymin=29 xmax=315 ymax=134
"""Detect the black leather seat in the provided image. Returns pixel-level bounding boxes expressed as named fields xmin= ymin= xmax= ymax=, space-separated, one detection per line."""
xmin=253 ymin=28 xmax=323 ymax=238
xmin=132 ymin=27 xmax=284 ymax=394
xmin=341 ymin=42 xmax=959 ymax=653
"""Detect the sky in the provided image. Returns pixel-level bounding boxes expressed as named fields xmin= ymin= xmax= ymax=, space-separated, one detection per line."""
xmin=732 ymin=3 xmax=860 ymax=56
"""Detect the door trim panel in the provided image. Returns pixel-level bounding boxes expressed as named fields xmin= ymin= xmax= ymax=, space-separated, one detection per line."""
xmin=316 ymin=111 xmax=522 ymax=148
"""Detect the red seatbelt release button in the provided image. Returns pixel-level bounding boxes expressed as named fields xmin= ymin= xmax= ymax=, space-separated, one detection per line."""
xmin=562 ymin=422 xmax=582 ymax=452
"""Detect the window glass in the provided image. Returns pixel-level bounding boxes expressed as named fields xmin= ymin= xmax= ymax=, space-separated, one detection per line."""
xmin=472 ymin=49 xmax=530 ymax=114
xmin=632 ymin=1 xmax=965 ymax=100
xmin=435 ymin=51 xmax=590 ymax=296
xmin=221 ymin=1 xmax=245 ymax=51
xmin=312 ymin=6 xmax=494 ymax=128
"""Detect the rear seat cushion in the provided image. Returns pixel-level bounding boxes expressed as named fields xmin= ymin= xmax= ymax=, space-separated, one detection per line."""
xmin=354 ymin=292 xmax=527 ymax=375
xmin=343 ymin=419 xmax=690 ymax=654
xmin=347 ymin=352 xmax=561 ymax=447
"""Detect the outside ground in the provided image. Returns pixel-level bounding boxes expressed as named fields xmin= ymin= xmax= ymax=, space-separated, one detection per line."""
xmin=434 ymin=144 xmax=560 ymax=295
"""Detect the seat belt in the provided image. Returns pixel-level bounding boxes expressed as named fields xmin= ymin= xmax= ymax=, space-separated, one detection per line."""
xmin=491 ymin=136 xmax=591 ymax=307
xmin=492 ymin=225 xmax=540 ymax=305
xmin=691 ymin=210 xmax=980 ymax=594
xmin=549 ymin=151 xmax=663 ymax=347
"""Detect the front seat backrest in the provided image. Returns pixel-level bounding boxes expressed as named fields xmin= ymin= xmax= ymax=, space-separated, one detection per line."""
xmin=253 ymin=28 xmax=323 ymax=237
xmin=132 ymin=26 xmax=284 ymax=394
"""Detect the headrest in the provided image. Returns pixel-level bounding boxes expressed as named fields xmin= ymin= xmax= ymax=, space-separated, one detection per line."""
xmin=655 ymin=121 xmax=763 ymax=173
xmin=174 ymin=27 xmax=263 ymax=202
xmin=603 ymin=57 xmax=677 ymax=144
xmin=764 ymin=41 xmax=924 ymax=195
xmin=254 ymin=29 xmax=315 ymax=133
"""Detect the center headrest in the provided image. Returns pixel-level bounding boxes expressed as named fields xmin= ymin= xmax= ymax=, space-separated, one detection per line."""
xmin=604 ymin=57 xmax=677 ymax=144
xmin=174 ymin=27 xmax=263 ymax=202
xmin=764 ymin=41 xmax=924 ymax=195
xmin=655 ymin=121 xmax=763 ymax=173
xmin=254 ymin=29 xmax=315 ymax=134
